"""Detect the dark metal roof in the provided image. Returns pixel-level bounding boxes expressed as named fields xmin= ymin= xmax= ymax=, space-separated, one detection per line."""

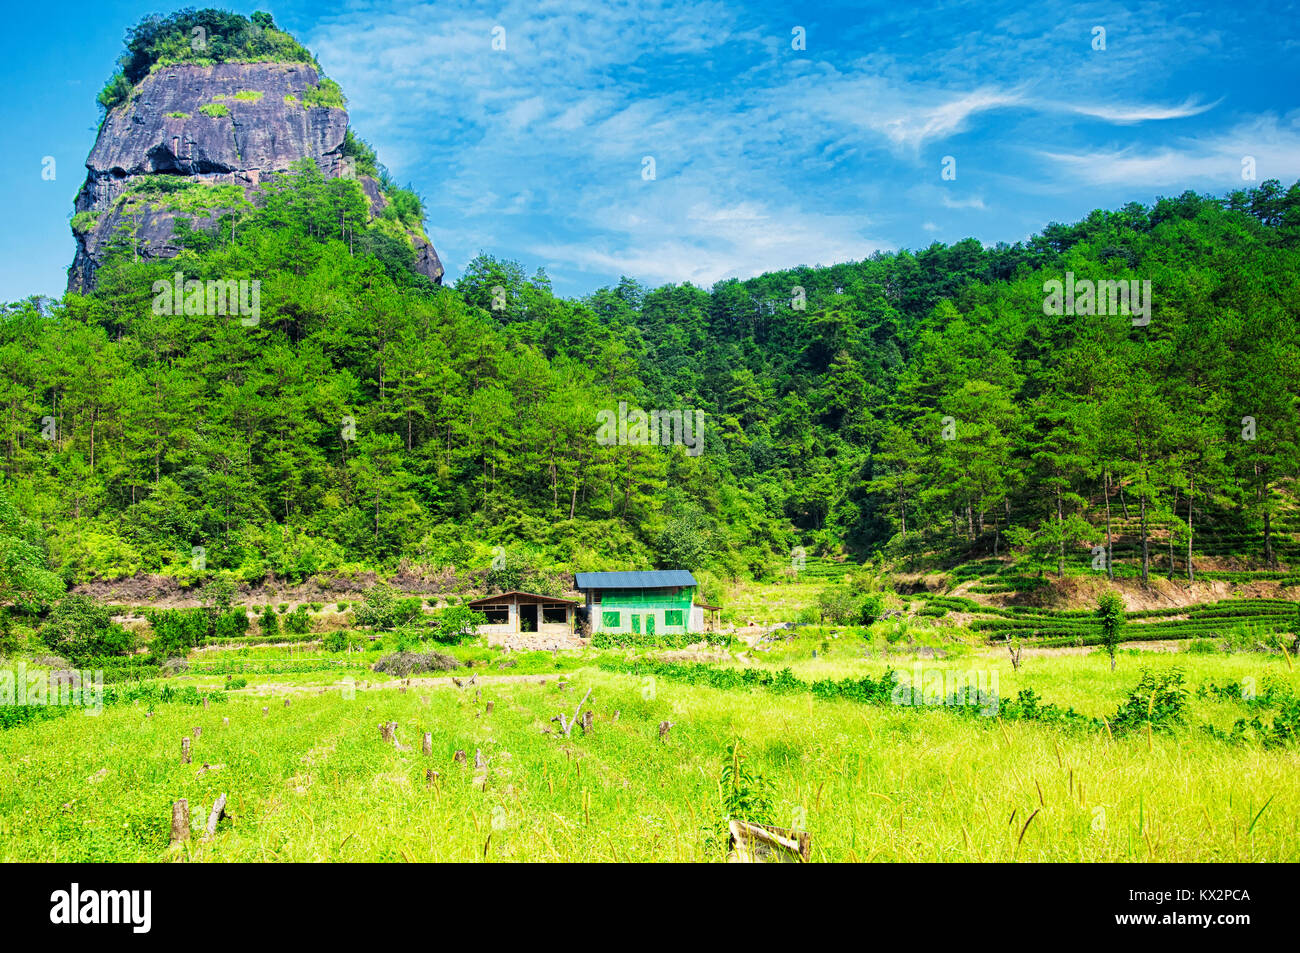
xmin=574 ymin=571 xmax=697 ymax=590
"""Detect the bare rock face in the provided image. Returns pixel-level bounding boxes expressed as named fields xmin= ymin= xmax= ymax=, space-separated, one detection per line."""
xmin=69 ymin=61 xmax=442 ymax=292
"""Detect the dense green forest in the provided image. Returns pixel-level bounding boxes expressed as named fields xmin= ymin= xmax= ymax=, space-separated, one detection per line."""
xmin=3 ymin=162 xmax=1299 ymax=597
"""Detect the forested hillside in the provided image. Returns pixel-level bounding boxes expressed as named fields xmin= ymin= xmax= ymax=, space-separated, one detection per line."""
xmin=2 ymin=165 xmax=1299 ymax=592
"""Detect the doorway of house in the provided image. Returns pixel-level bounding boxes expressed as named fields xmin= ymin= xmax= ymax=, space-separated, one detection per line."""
xmin=519 ymin=603 xmax=538 ymax=633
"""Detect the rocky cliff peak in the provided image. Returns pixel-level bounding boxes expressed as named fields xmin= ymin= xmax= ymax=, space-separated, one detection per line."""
xmin=70 ymin=48 xmax=441 ymax=292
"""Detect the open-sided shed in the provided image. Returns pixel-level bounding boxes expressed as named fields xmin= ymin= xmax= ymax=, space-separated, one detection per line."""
xmin=467 ymin=591 xmax=578 ymax=637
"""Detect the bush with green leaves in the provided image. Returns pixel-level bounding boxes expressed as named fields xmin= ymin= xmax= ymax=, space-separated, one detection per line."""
xmin=212 ymin=608 xmax=250 ymax=640
xmin=284 ymin=605 xmax=311 ymax=635
xmin=200 ymin=574 xmax=238 ymax=613
xmin=259 ymin=605 xmax=280 ymax=637
xmin=41 ymin=595 xmax=134 ymax=664
xmin=716 ymin=739 xmax=776 ymax=845
xmin=353 ymin=584 xmax=421 ymax=630
xmin=1109 ymin=669 xmax=1189 ymax=734
xmin=1096 ymin=590 xmax=1125 ymax=670
xmin=147 ymin=608 xmax=208 ymax=660
xmin=0 ymin=488 xmax=64 ymax=612
xmin=323 ymin=630 xmax=366 ymax=653
xmin=431 ymin=605 xmax=487 ymax=644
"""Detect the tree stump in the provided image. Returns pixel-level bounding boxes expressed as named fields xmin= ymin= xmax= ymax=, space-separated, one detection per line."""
xmin=262 ymin=707 xmax=268 ymax=716
xmin=474 ymin=749 xmax=485 ymax=769
xmin=202 ymin=696 xmax=210 ymax=710
xmin=422 ymin=732 xmax=432 ymax=756
xmin=453 ymin=749 xmax=466 ymax=764
xmin=145 ymin=712 xmax=154 ymax=719
xmin=284 ymin=698 xmax=290 ymax=707
xmin=426 ymin=768 xmax=439 ymax=789
xmin=170 ymin=799 xmax=189 ymax=847
xmin=400 ymin=686 xmax=407 ymax=694
xmin=181 ymin=737 xmax=192 ymax=764
xmin=379 ymin=723 xmax=392 ymax=743
xmin=486 ymin=701 xmax=494 ymax=715
xmin=581 ymin=710 xmax=593 ymax=734
xmin=658 ymin=721 xmax=674 ymax=742
xmin=613 ymin=711 xmax=621 ymax=722
xmin=192 ymin=726 xmax=202 ymax=738
xmin=203 ymin=793 xmax=227 ymax=841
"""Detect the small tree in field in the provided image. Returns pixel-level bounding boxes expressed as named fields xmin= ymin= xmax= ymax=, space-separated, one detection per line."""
xmin=1097 ymin=590 xmax=1125 ymax=670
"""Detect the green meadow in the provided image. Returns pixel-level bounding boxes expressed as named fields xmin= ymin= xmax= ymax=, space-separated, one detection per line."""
xmin=3 ymin=629 xmax=1297 ymax=862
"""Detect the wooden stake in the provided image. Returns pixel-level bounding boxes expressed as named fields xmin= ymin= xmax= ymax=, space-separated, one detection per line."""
xmin=486 ymin=701 xmax=494 ymax=715
xmin=203 ymin=793 xmax=226 ymax=841
xmin=170 ymin=799 xmax=189 ymax=847
xmin=422 ymin=732 xmax=432 ymax=756
xmin=454 ymin=749 xmax=466 ymax=764
xmin=202 ymin=696 xmax=210 ymax=709
xmin=581 ymin=710 xmax=593 ymax=734
xmin=181 ymin=737 xmax=191 ymax=764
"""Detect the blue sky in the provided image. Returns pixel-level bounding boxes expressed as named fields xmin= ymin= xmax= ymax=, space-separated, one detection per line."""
xmin=3 ymin=0 xmax=1299 ymax=302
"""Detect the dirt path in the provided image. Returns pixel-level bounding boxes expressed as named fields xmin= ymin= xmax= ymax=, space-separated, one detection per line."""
xmin=226 ymin=672 xmax=579 ymax=697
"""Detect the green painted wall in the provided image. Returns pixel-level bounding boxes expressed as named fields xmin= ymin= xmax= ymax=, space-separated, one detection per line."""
xmin=592 ymin=586 xmax=696 ymax=634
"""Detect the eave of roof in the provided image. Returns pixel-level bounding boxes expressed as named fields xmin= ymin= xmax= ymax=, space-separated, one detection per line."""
xmin=466 ymin=590 xmax=580 ymax=606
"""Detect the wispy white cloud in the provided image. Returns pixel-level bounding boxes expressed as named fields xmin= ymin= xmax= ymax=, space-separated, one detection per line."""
xmin=296 ymin=0 xmax=1287 ymax=294
xmin=1038 ymin=114 xmax=1300 ymax=186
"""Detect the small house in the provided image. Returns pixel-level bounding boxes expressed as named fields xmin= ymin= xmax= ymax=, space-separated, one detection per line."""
xmin=574 ymin=570 xmax=717 ymax=635
xmin=467 ymin=591 xmax=578 ymax=638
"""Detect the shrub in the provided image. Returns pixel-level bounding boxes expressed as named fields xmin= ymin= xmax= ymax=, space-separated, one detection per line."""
xmin=431 ymin=605 xmax=487 ymax=644
xmin=859 ymin=593 xmax=886 ymax=625
xmin=148 ymin=608 xmax=208 ymax=660
xmin=42 ymin=595 xmax=134 ymax=664
xmin=716 ymin=739 xmax=776 ymax=845
xmin=354 ymin=585 xmax=420 ymax=630
xmin=816 ymin=584 xmax=861 ymax=625
xmin=200 ymin=574 xmax=237 ymax=613
xmin=199 ymin=103 xmax=230 ymax=118
xmin=97 ymin=72 xmax=131 ymax=112
xmin=1096 ymin=590 xmax=1125 ymax=670
xmin=1109 ymin=669 xmax=1188 ymax=734
xmin=0 ymin=612 xmax=18 ymax=656
xmin=259 ymin=605 xmax=279 ymax=637
xmin=213 ymin=609 xmax=250 ymax=640
xmin=284 ymin=606 xmax=311 ymax=634
xmin=323 ymin=631 xmax=366 ymax=653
